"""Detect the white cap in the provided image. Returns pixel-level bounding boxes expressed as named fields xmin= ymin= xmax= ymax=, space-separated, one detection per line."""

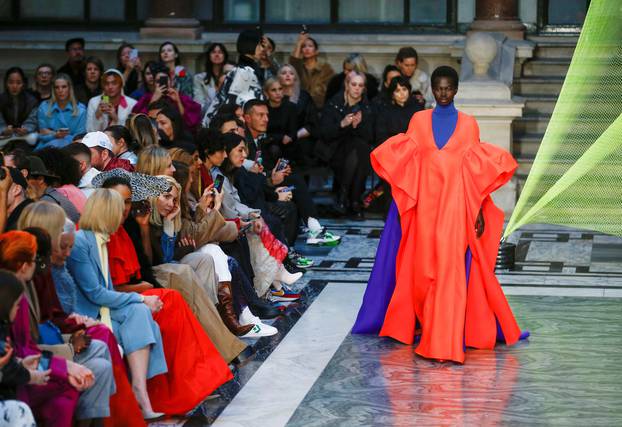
xmin=82 ymin=131 xmax=114 ymax=152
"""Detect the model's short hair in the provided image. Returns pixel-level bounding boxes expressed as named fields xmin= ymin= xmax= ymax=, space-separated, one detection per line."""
xmin=136 ymin=145 xmax=172 ymax=176
xmin=17 ymin=201 xmax=66 ymax=246
xmin=396 ymin=47 xmax=418 ymax=63
xmin=80 ymin=189 xmax=124 ymax=234
xmin=431 ymin=66 xmax=459 ymax=89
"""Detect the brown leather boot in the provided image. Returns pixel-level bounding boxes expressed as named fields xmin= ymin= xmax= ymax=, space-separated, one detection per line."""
xmin=217 ymin=281 xmax=254 ymax=336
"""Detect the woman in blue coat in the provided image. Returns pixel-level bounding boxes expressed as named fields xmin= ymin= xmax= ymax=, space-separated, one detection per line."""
xmin=66 ymin=188 xmax=167 ymax=420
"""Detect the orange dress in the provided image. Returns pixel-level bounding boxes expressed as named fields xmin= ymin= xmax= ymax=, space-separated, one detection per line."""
xmin=371 ymin=109 xmax=522 ymax=363
xmin=108 ymin=227 xmax=233 ymax=415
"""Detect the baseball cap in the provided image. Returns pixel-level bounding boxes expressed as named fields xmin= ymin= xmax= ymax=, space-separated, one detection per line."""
xmin=82 ymin=131 xmax=114 ymax=152
xmin=8 ymin=167 xmax=28 ymax=190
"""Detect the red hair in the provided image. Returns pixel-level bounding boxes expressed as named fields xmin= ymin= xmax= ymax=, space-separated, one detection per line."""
xmin=0 ymin=231 xmax=37 ymax=273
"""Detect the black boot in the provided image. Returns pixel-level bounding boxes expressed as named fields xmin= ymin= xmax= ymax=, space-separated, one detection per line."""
xmin=333 ymin=186 xmax=349 ymax=216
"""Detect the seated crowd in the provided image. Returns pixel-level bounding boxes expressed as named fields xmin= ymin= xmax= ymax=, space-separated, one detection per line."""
xmin=0 ymin=29 xmax=436 ymax=425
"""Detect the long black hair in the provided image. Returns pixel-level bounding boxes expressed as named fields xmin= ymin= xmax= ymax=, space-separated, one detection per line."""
xmin=105 ymin=125 xmax=139 ymax=154
xmin=0 ymin=67 xmax=38 ymax=127
xmin=204 ymin=43 xmax=229 ymax=86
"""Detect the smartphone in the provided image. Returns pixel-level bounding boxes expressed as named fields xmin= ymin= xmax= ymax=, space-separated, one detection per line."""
xmin=131 ymin=200 xmax=151 ymax=217
xmin=101 ymin=95 xmax=109 ymax=104
xmin=349 ymin=104 xmax=361 ymax=114
xmin=129 ymin=48 xmax=139 ymax=61
xmin=0 ymin=339 xmax=6 ymax=356
xmin=254 ymin=149 xmax=262 ymax=163
xmin=240 ymin=222 xmax=253 ymax=235
xmin=158 ymin=76 xmax=168 ymax=88
xmin=213 ymin=174 xmax=225 ymax=193
xmin=278 ymin=185 xmax=296 ymax=192
xmin=301 ymin=24 xmax=309 ymax=34
xmin=275 ymin=158 xmax=290 ymax=172
xmin=38 ymin=350 xmax=53 ymax=372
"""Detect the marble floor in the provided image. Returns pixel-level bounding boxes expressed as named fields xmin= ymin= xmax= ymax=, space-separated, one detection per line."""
xmin=150 ymin=219 xmax=622 ymax=427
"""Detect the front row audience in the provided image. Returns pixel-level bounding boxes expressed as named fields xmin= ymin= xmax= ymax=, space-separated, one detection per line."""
xmin=0 ymin=27 xmax=447 ymax=424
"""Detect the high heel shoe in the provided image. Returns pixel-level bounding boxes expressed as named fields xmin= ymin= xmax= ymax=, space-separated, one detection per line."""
xmin=142 ymin=409 xmax=165 ymax=421
xmin=276 ymin=265 xmax=303 ymax=285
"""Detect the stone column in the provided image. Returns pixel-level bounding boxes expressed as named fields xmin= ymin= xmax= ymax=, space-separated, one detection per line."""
xmin=140 ymin=0 xmax=202 ymax=39
xmin=469 ymin=0 xmax=525 ymax=40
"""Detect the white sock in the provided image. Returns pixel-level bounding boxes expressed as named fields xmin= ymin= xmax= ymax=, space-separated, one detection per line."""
xmin=307 ymin=217 xmax=322 ymax=232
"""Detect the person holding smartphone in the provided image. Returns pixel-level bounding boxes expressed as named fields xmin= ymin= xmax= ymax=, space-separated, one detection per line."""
xmin=132 ymin=62 xmax=202 ymax=133
xmin=86 ymin=69 xmax=137 ymax=132
xmin=321 ymin=70 xmax=374 ymax=219
xmin=116 ymin=42 xmax=143 ymax=96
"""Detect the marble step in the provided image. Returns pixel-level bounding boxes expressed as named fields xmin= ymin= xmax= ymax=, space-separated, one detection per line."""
xmin=531 ymin=40 xmax=578 ymax=59
xmin=513 ymin=133 xmax=543 ymax=157
xmin=514 ymin=114 xmax=552 ymax=134
xmin=523 ymin=59 xmax=571 ymax=77
xmin=522 ymin=94 xmax=559 ymax=115
xmin=513 ymin=77 xmax=565 ymax=96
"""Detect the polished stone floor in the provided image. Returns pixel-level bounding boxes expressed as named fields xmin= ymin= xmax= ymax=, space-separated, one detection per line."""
xmin=150 ymin=218 xmax=622 ymax=426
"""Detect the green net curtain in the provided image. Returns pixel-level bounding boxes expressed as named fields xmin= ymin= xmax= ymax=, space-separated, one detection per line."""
xmin=504 ymin=0 xmax=622 ymax=238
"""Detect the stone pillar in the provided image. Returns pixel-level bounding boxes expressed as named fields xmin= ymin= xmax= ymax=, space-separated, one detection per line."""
xmin=140 ymin=0 xmax=202 ymax=40
xmin=455 ymin=33 xmax=525 ymax=217
xmin=469 ymin=0 xmax=525 ymax=40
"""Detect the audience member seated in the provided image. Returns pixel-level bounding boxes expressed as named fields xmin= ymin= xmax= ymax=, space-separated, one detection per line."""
xmin=87 ymin=69 xmax=138 ymax=132
xmin=193 ymin=43 xmax=230 ymax=114
xmin=373 ymin=65 xmax=402 ymax=112
xmin=0 ymin=270 xmax=43 ymax=427
xmin=202 ymin=29 xmax=266 ymax=127
xmin=81 ymin=131 xmax=133 ymax=172
xmin=105 ymin=125 xmax=139 ymax=165
xmin=277 ymin=64 xmax=319 ymax=166
xmin=29 ymin=63 xmax=55 ymax=103
xmin=155 ymin=107 xmax=195 ymax=152
xmin=20 ymin=225 xmax=115 ymax=426
xmin=74 ymin=56 xmax=103 ymax=106
xmin=325 ymin=53 xmax=379 ymax=104
xmin=208 ymin=133 xmax=303 ymax=301
xmin=4 ymin=167 xmax=32 ymax=231
xmin=37 ymin=74 xmax=86 ymax=149
xmin=66 ymin=188 xmax=168 ymax=420
xmin=99 ymin=175 xmax=234 ymax=414
xmin=0 ymin=67 xmax=39 ymax=148
xmin=127 ymin=113 xmax=159 ymax=149
xmin=62 ymin=142 xmax=100 ymax=198
xmin=158 ymin=41 xmax=193 ymax=97
xmin=50 ymin=220 xmax=147 ymax=427
xmin=262 ymin=78 xmax=298 ymax=169
xmin=132 ymin=62 xmax=201 ymax=133
xmin=258 ymin=37 xmax=280 ymax=81
xmin=25 ymin=156 xmax=80 ymax=223
xmin=34 ymin=148 xmax=87 ymax=213
xmin=241 ymin=100 xmax=339 ymax=247
xmin=289 ymin=31 xmax=334 ymax=108
xmin=129 ymin=61 xmax=156 ymax=100
xmin=58 ymin=38 xmax=86 ymax=87
xmin=3 ymin=149 xmax=30 ymax=178
xmin=395 ymin=47 xmax=432 ymax=107
xmin=136 ymin=145 xmax=175 ymax=177
xmin=0 ymin=229 xmax=91 ymax=427
xmin=116 ymin=43 xmax=143 ymax=96
xmin=375 ymin=76 xmax=424 ymax=145
xmin=95 ymin=170 xmax=249 ymax=363
xmin=321 ymin=71 xmax=374 ymax=218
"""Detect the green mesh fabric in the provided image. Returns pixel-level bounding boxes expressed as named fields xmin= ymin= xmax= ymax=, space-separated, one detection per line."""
xmin=504 ymin=0 xmax=622 ymax=237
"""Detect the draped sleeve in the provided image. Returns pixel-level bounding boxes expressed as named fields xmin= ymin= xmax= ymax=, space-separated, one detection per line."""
xmin=462 ymin=141 xmax=517 ymax=202
xmin=370 ymin=133 xmax=420 ymax=216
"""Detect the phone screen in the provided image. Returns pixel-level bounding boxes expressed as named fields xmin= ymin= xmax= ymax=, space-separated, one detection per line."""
xmin=158 ymin=76 xmax=169 ymax=88
xmin=38 ymin=350 xmax=52 ymax=371
xmin=101 ymin=95 xmax=109 ymax=103
xmin=129 ymin=48 xmax=138 ymax=60
xmin=213 ymin=174 xmax=225 ymax=192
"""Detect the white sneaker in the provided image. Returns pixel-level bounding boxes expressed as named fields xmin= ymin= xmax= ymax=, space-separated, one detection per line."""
xmin=239 ymin=307 xmax=278 ymax=337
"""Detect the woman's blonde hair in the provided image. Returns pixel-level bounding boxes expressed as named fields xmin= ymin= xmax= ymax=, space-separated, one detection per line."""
xmin=17 ymin=201 xmax=66 ymax=246
xmin=136 ymin=145 xmax=172 ymax=176
xmin=168 ymin=147 xmax=193 ymax=166
xmin=262 ymin=77 xmax=281 ymax=94
xmin=80 ymin=189 xmax=124 ymax=235
xmin=343 ymin=53 xmax=368 ymax=74
xmin=47 ymin=73 xmax=80 ymax=117
xmin=278 ymin=64 xmax=301 ymax=103
xmin=128 ymin=113 xmax=158 ymax=149
xmin=149 ymin=175 xmax=182 ymax=233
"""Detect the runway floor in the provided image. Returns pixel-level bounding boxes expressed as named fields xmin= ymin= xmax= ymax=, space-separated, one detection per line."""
xmin=152 ymin=219 xmax=622 ymax=427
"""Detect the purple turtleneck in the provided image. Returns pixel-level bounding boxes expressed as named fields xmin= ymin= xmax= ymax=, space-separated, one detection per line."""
xmin=432 ymin=101 xmax=458 ymax=150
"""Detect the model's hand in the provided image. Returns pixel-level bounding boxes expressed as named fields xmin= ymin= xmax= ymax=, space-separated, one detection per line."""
xmin=475 ymin=208 xmax=485 ymax=238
